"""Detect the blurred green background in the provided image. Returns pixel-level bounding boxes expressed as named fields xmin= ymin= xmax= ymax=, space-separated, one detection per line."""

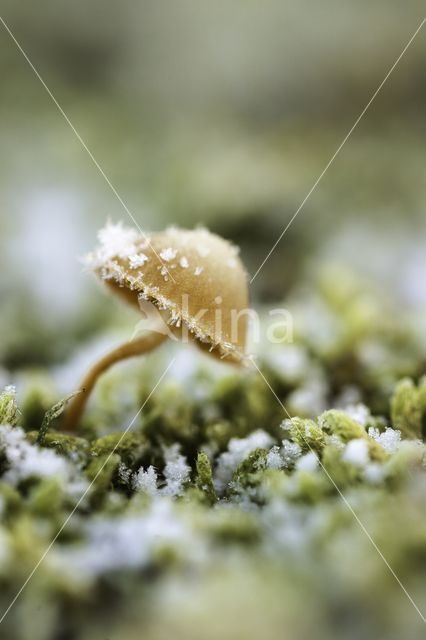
xmin=0 ymin=1 xmax=425 ymax=370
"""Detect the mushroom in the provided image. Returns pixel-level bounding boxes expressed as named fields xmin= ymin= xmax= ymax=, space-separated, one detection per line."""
xmin=64 ymin=222 xmax=250 ymax=430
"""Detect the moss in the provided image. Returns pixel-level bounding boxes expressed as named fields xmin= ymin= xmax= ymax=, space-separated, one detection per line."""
xmin=390 ymin=378 xmax=424 ymax=439
xmin=285 ymin=417 xmax=325 ymax=453
xmin=231 ymin=448 xmax=268 ymax=492
xmin=195 ymin=451 xmax=217 ymax=504
xmin=207 ymin=508 xmax=261 ymax=545
xmin=85 ymin=453 xmax=121 ymax=507
xmin=27 ymin=431 xmax=89 ymax=460
xmin=29 ymin=478 xmax=64 ymax=517
xmin=319 ymin=410 xmax=386 ymax=461
xmin=90 ymin=432 xmax=148 ymax=467
xmin=0 ymin=386 xmax=19 ymax=427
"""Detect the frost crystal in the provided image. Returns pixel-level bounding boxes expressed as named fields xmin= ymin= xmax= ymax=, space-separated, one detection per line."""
xmin=368 ymin=427 xmax=401 ymax=454
xmin=133 ymin=465 xmax=159 ymax=496
xmin=194 ymin=266 xmax=204 ymax=276
xmin=129 ymin=253 xmax=148 ymax=269
xmin=266 ymin=446 xmax=284 ymax=470
xmin=280 ymin=439 xmax=302 ymax=467
xmin=342 ymin=438 xmax=369 ymax=467
xmin=160 ymin=247 xmax=177 ymax=262
xmin=179 ymin=256 xmax=189 ymax=268
xmin=161 ymin=444 xmax=191 ymax=497
xmin=84 ymin=221 xmax=140 ymax=268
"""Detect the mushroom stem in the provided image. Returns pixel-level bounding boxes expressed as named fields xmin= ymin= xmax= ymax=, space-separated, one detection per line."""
xmin=63 ymin=331 xmax=168 ymax=431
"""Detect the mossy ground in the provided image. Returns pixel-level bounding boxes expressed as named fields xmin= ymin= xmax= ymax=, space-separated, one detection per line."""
xmin=0 ymin=267 xmax=426 ymax=640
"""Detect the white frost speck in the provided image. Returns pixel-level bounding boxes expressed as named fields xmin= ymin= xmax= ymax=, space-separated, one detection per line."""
xmin=342 ymin=438 xmax=369 ymax=467
xmin=296 ymin=451 xmax=319 ymax=473
xmin=129 ymin=253 xmax=148 ymax=269
xmin=160 ymin=247 xmax=177 ymax=262
xmin=179 ymin=256 xmax=189 ymax=268
xmin=194 ymin=266 xmax=204 ymax=276
xmin=368 ymin=427 xmax=401 ymax=454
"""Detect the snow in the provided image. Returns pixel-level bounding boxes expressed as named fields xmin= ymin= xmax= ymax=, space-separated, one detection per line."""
xmin=134 ymin=445 xmax=190 ymax=498
xmin=296 ymin=451 xmax=319 ymax=472
xmin=55 ymin=500 xmax=200 ymax=577
xmin=0 ymin=425 xmax=77 ymax=487
xmin=368 ymin=427 xmax=401 ymax=454
xmin=342 ymin=439 xmax=369 ymax=467
xmin=160 ymin=247 xmax=177 ymax=262
xmin=280 ymin=439 xmax=302 ymax=467
xmin=133 ymin=465 xmax=159 ymax=496
xmin=342 ymin=404 xmax=371 ymax=427
xmin=266 ymin=446 xmax=284 ymax=470
xmin=214 ymin=430 xmax=273 ymax=491
xmin=161 ymin=445 xmax=191 ymax=497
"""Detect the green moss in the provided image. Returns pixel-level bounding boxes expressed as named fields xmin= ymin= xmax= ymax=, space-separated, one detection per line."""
xmin=285 ymin=417 xmax=325 ymax=453
xmin=195 ymin=451 xmax=217 ymax=504
xmin=319 ymin=410 xmax=386 ymax=461
xmin=391 ymin=378 xmax=424 ymax=439
xmin=0 ymin=386 xmax=19 ymax=427
xmin=90 ymin=432 xmax=148 ymax=467
xmin=29 ymin=478 xmax=63 ymax=517
xmin=27 ymin=431 xmax=89 ymax=459
xmin=85 ymin=453 xmax=121 ymax=506
xmin=231 ymin=448 xmax=268 ymax=491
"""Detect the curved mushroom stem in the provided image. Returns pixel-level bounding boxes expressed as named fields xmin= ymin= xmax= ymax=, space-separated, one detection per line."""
xmin=63 ymin=331 xmax=168 ymax=432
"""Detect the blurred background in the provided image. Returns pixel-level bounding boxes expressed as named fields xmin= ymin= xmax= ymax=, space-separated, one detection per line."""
xmin=0 ymin=0 xmax=425 ymax=371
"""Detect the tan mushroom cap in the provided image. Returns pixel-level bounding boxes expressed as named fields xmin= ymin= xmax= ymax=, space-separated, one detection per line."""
xmin=85 ymin=223 xmax=250 ymax=364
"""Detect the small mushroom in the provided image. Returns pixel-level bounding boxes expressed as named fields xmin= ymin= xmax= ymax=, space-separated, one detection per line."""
xmin=64 ymin=223 xmax=250 ymax=430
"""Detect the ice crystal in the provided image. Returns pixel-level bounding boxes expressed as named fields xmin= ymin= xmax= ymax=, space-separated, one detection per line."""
xmin=133 ymin=465 xmax=159 ymax=496
xmin=160 ymin=247 xmax=177 ymax=262
xmin=161 ymin=444 xmax=191 ymax=497
xmin=266 ymin=446 xmax=284 ymax=470
xmin=368 ymin=427 xmax=401 ymax=454
xmin=129 ymin=253 xmax=149 ymax=269
xmin=194 ymin=266 xmax=204 ymax=276
xmin=179 ymin=256 xmax=189 ymax=268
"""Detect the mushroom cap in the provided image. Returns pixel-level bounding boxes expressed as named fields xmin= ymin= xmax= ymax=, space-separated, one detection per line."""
xmin=85 ymin=222 xmax=250 ymax=363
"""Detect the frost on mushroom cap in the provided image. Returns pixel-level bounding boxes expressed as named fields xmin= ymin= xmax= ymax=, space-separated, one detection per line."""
xmin=84 ymin=222 xmax=250 ymax=363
